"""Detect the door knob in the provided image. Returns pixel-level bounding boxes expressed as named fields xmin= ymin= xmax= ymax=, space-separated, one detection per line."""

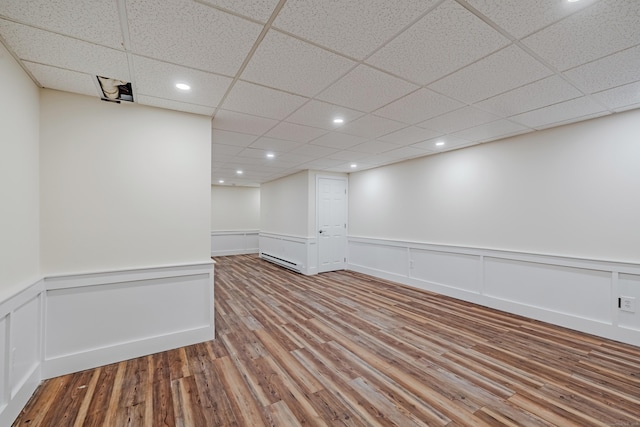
xmin=319 ymin=230 xmax=324 ymax=234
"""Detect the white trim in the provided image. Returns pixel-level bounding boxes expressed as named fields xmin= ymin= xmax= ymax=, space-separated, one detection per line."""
xmin=259 ymin=232 xmax=317 ymax=275
xmin=211 ymin=230 xmax=259 ymax=256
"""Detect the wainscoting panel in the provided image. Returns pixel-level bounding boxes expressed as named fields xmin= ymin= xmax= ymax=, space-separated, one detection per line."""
xmin=347 ymin=236 xmax=640 ymax=347
xmin=211 ymin=230 xmax=259 ymax=256
xmin=259 ymin=233 xmax=317 ymax=275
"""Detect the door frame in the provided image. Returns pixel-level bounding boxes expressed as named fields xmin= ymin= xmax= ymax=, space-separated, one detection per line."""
xmin=316 ymin=175 xmax=348 ymax=273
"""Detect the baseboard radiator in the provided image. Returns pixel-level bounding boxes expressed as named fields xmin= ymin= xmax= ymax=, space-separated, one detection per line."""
xmin=260 ymin=252 xmax=302 ymax=273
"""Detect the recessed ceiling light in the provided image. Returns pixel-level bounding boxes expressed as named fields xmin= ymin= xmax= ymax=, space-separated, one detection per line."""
xmin=266 ymin=153 xmax=275 ymax=159
xmin=176 ymin=83 xmax=190 ymax=90
xmin=567 ymin=0 xmax=580 ymax=2
xmin=435 ymin=141 xmax=445 ymax=147
xmin=350 ymin=163 xmax=357 ymax=168
xmin=218 ymin=180 xmax=224 ymax=184
xmin=236 ymin=170 xmax=243 ymax=175
xmin=333 ymin=118 xmax=344 ymax=124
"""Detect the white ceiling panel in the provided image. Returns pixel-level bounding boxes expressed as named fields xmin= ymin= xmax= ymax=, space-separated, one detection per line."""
xmin=377 ymin=126 xmax=442 ymax=146
xmin=476 ymin=75 xmax=583 ymax=117
xmin=453 ymin=119 xmax=531 ymax=143
xmin=249 ymin=137 xmax=303 ymax=152
xmin=0 ymin=20 xmax=130 ymax=81
xmin=222 ymin=80 xmax=308 ymax=120
xmin=510 ymin=97 xmax=607 ymax=129
xmin=133 ymin=56 xmax=232 ymax=107
xmin=23 ymin=62 xmax=98 ymax=97
xmin=126 ymin=0 xmax=262 ymax=76
xmin=125 ymin=95 xmax=215 ymax=116
xmin=299 ymin=158 xmax=346 ymax=169
xmin=418 ymin=106 xmax=501 ymax=134
xmin=383 ymin=146 xmax=433 ymax=160
xmin=288 ymin=144 xmax=339 ymax=158
xmin=593 ymin=81 xmax=640 ymax=111
xmin=237 ymin=148 xmax=280 ymax=159
xmin=241 ymin=30 xmax=355 ymax=97
xmin=337 ymin=115 xmax=406 ymax=139
xmin=465 ymin=0 xmax=598 ymax=39
xmin=265 ymin=122 xmax=328 ymax=143
xmin=213 ymin=144 xmax=245 ymax=157
xmin=411 ymin=135 xmax=473 ymax=151
xmin=198 ymin=0 xmax=281 ymax=22
xmin=429 ymin=45 xmax=552 ymax=104
xmin=317 ymin=65 xmax=418 ymax=113
xmin=0 ymin=0 xmax=123 ymax=49
xmin=272 ymin=0 xmax=439 ymax=59
xmin=211 ymin=129 xmax=258 ymax=147
xmin=349 ymin=140 xmax=398 ymax=155
xmin=367 ymin=0 xmax=509 ymax=85
xmin=563 ymin=45 xmax=640 ymax=94
xmin=310 ymin=132 xmax=368 ymax=150
xmin=286 ymin=100 xmax=364 ymax=130
xmin=326 ymin=150 xmax=370 ymax=162
xmin=522 ymin=0 xmax=640 ymax=71
xmin=374 ymin=88 xmax=463 ymax=124
xmin=212 ymin=110 xmax=278 ymax=135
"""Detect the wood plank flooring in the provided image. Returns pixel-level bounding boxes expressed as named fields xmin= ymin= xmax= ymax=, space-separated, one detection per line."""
xmin=14 ymin=254 xmax=640 ymax=426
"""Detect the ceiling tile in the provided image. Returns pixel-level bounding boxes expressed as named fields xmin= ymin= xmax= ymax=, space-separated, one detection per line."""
xmin=466 ymin=0 xmax=598 ymax=39
xmin=298 ymin=158 xmax=345 ymax=169
xmin=0 ymin=20 xmax=130 ymax=81
xmin=367 ymin=0 xmax=509 ymax=85
xmin=522 ymin=0 xmax=640 ymax=71
xmin=133 ymin=56 xmax=232 ymax=107
xmin=241 ymin=30 xmax=355 ymax=97
xmin=237 ymin=148 xmax=278 ymax=159
xmin=326 ymin=150 xmax=370 ymax=161
xmin=286 ymin=100 xmax=364 ymax=130
xmin=265 ymin=121 xmax=328 ymax=142
xmin=213 ymin=144 xmax=245 ymax=157
xmin=127 ymin=95 xmax=214 ymax=116
xmin=272 ymin=152 xmax=315 ymax=164
xmin=288 ymin=144 xmax=339 ymax=158
xmin=23 ymin=62 xmax=98 ymax=97
xmin=593 ymin=81 xmax=640 ymax=111
xmin=317 ymin=65 xmax=418 ymax=112
xmin=509 ymin=97 xmax=607 ymax=129
xmin=212 ymin=109 xmax=278 ymax=135
xmin=249 ymin=137 xmax=303 ymax=152
xmin=198 ymin=0 xmax=280 ymax=22
xmin=563 ymin=45 xmax=640 ymax=93
xmin=377 ymin=126 xmax=442 ymax=146
xmin=429 ymin=45 xmax=552 ymax=104
xmin=337 ymin=114 xmax=406 ymax=139
xmin=126 ymin=0 xmax=262 ymax=76
xmin=0 ymin=0 xmax=123 ymax=48
xmin=476 ymin=75 xmax=583 ymax=117
xmin=310 ymin=132 xmax=368 ymax=149
xmin=359 ymin=154 xmax=399 ymax=165
xmin=384 ymin=146 xmax=433 ymax=160
xmin=349 ymin=140 xmax=398 ymax=154
xmin=411 ymin=135 xmax=473 ymax=151
xmin=417 ymin=106 xmax=501 ymax=134
xmin=453 ymin=119 xmax=530 ymax=142
xmin=211 ymin=129 xmax=258 ymax=147
xmin=272 ymin=0 xmax=439 ymax=59
xmin=374 ymin=88 xmax=463 ymax=124
xmin=222 ymin=81 xmax=308 ymax=120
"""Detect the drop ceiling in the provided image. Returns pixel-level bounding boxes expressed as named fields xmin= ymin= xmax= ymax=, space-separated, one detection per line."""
xmin=1 ymin=0 xmax=639 ymax=187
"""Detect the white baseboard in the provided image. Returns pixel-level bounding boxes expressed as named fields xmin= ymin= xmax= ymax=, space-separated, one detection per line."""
xmin=211 ymin=230 xmax=259 ymax=256
xmin=259 ymin=232 xmax=317 ymax=275
xmin=348 ymin=236 xmax=640 ymax=347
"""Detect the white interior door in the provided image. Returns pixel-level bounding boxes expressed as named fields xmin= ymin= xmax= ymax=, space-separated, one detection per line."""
xmin=317 ymin=177 xmax=347 ymax=273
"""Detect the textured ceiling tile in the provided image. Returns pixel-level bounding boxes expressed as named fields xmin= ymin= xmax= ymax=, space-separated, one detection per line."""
xmin=374 ymin=88 xmax=463 ymax=124
xmin=377 ymin=126 xmax=442 ymax=146
xmin=429 ymin=45 xmax=552 ymax=104
xmin=466 ymin=0 xmax=598 ymax=39
xmin=476 ymin=75 xmax=583 ymax=117
xmin=337 ymin=115 xmax=406 ymax=139
xmin=522 ymin=0 xmax=640 ymax=71
xmin=349 ymin=140 xmax=398 ymax=154
xmin=453 ymin=119 xmax=530 ymax=142
xmin=286 ymin=100 xmax=364 ymax=130
xmin=198 ymin=0 xmax=281 ymax=22
xmin=563 ymin=45 xmax=640 ymax=93
xmin=310 ymin=132 xmax=368 ymax=149
xmin=136 ymin=95 xmax=215 ymax=116
xmin=213 ymin=144 xmax=245 ymax=157
xmin=0 ymin=20 xmax=130 ymax=80
xmin=222 ymin=81 xmax=308 ymax=120
xmin=212 ymin=109 xmax=278 ymax=135
xmin=241 ymin=30 xmax=356 ymax=97
xmin=326 ymin=150 xmax=370 ymax=161
xmin=211 ymin=129 xmax=258 ymax=147
xmin=249 ymin=137 xmax=303 ymax=152
xmin=509 ymin=97 xmax=607 ymax=129
xmin=24 ymin=62 xmax=98 ymax=97
xmin=317 ymin=65 xmax=418 ymax=112
xmin=288 ymin=144 xmax=339 ymax=158
xmin=417 ymin=106 xmax=501 ymax=134
xmin=299 ymin=158 xmax=344 ymax=169
xmin=126 ymin=0 xmax=262 ymax=76
xmin=133 ymin=56 xmax=232 ymax=107
xmin=265 ymin=122 xmax=328 ymax=143
xmin=384 ymin=146 xmax=433 ymax=160
xmin=593 ymin=81 xmax=640 ymax=110
xmin=411 ymin=135 xmax=473 ymax=151
xmin=273 ymin=0 xmax=439 ymax=59
xmin=0 ymin=0 xmax=123 ymax=48
xmin=367 ymin=0 xmax=508 ymax=85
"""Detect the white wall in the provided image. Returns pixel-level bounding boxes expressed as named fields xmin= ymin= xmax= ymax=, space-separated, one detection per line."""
xmin=350 ymin=109 xmax=640 ymax=264
xmin=211 ymin=185 xmax=260 ymax=230
xmin=260 ymin=170 xmax=309 ymax=237
xmin=40 ymin=90 xmax=212 ymax=274
xmin=0 ymin=43 xmax=40 ymax=298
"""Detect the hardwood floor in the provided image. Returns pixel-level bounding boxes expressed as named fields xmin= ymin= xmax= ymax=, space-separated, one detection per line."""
xmin=14 ymin=254 xmax=640 ymax=426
